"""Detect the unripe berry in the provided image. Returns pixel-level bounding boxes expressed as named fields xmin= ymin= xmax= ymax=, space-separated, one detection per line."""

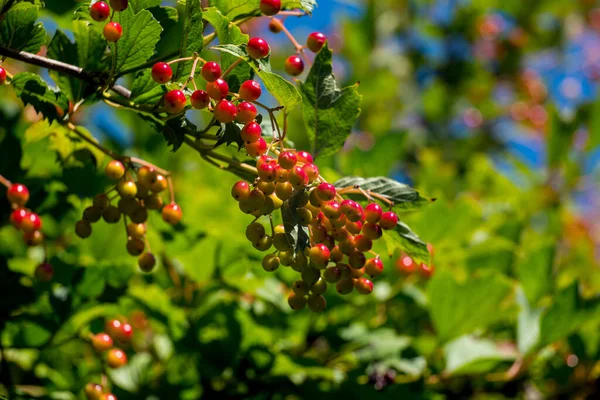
xmin=206 ymin=78 xmax=229 ymax=100
xmin=103 ymin=206 xmax=121 ymax=223
xmin=117 ymin=180 xmax=137 ymax=198
xmin=92 ymin=333 xmax=113 ymax=352
xmin=301 ymin=267 xmax=320 ymax=286
xmin=7 ymin=183 xmax=30 ymax=206
xmin=105 ymin=160 xmax=125 ymax=180
xmin=262 ymin=254 xmax=280 ymax=272
xmin=309 ymin=189 xmax=323 ymax=207
xmin=93 ymin=194 xmax=110 ymax=211
xmin=84 ymin=383 xmax=104 ymax=400
xmin=355 ymin=278 xmax=373 ymax=294
xmin=164 ymin=90 xmax=187 ymax=114
xmin=307 ymin=294 xmax=326 ymax=312
xmin=0 ymin=67 xmax=6 ymax=84
xmin=315 ymin=182 xmax=336 ymax=202
xmin=214 ymin=100 xmax=237 ymax=123
xmin=365 ymin=257 xmax=384 ymax=278
xmin=103 ymin=22 xmax=123 ymax=42
xmin=109 ymin=0 xmax=128 ymax=11
xmin=162 ymin=203 xmax=182 ymax=225
xmin=90 ymin=1 xmax=110 ymax=22
xmin=302 ymin=163 xmax=319 ymax=183
xmin=348 ymin=251 xmax=366 ymax=269
xmin=288 ymin=293 xmax=306 ymax=310
xmin=232 ymin=181 xmax=251 ymax=201
xmin=253 ymin=235 xmax=272 ymax=251
xmin=330 ymin=246 xmax=344 ymax=263
xmin=331 ymin=214 xmax=347 ymax=229
xmin=107 ymin=348 xmax=127 ymax=368
xmin=83 ymin=206 xmax=103 ymax=223
xmin=35 ymin=262 xmax=53 ymax=282
xmin=323 ymin=266 xmax=342 ymax=283
xmin=149 ymin=174 xmax=168 ymax=193
xmin=144 ymin=194 xmax=163 ymax=210
xmin=151 ymin=62 xmax=173 ymax=84
xmin=291 ymin=280 xmax=309 ymax=296
xmin=126 ymin=238 xmax=145 ymax=256
xmin=10 ymin=208 xmax=29 ymax=229
xmin=189 ymin=90 xmax=210 ymax=110
xmin=336 ymin=278 xmax=355 ymax=295
xmin=354 ymin=235 xmax=373 ymax=252
xmin=380 ymin=211 xmax=398 ymax=230
xmin=245 ymin=137 xmax=267 ymax=157
xmin=247 ymin=37 xmax=270 ymax=59
xmin=273 ymin=232 xmax=291 ymax=251
xmin=268 ymin=18 xmax=283 ymax=33
xmin=275 ymin=182 xmax=293 ymax=200
xmin=311 ymin=278 xmax=327 ymax=295
xmin=239 ymin=80 xmax=262 ymax=101
xmin=288 ymin=166 xmax=308 ymax=189
xmin=241 ymin=121 xmax=262 ymax=143
xmin=258 ymin=180 xmax=276 ymax=195
xmin=275 ymin=166 xmax=289 ymax=183
xmin=306 ymin=32 xmax=327 ymax=53
xmin=129 ymin=205 xmax=148 ymax=224
xmin=296 ymin=207 xmax=313 ymax=226
xmin=23 ymin=230 xmax=44 ymax=246
xmin=341 ymin=199 xmax=362 ymax=222
xmin=278 ymin=151 xmax=297 ymax=169
xmin=362 ymin=222 xmax=382 ymax=240
xmin=309 ymin=244 xmax=330 ymax=269
xmin=236 ymin=101 xmax=257 ymax=123
xmin=331 ymin=227 xmax=349 ymax=242
xmin=246 ymin=222 xmax=266 ymax=242
xmin=322 ymin=201 xmax=341 ymax=219
xmin=247 ymin=188 xmax=266 ymax=209
xmin=138 ymin=252 xmax=156 ymax=272
xmin=21 ymin=212 xmax=42 ymax=233
xmin=260 ymin=0 xmax=281 ymax=16
xmin=285 ymin=55 xmax=304 ymax=76
xmin=364 ymin=203 xmax=383 ymax=223
xmin=75 ymin=220 xmax=93 ymax=239
xmin=201 ymin=61 xmax=222 ymax=82
xmin=105 ymin=319 xmax=122 ymax=338
xmin=296 ymin=151 xmax=313 ymax=164
xmin=127 ymin=222 xmax=146 ymax=238
xmin=118 ymin=197 xmax=137 ymax=215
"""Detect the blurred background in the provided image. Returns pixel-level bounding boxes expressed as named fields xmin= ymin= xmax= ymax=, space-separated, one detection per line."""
xmin=1 ymin=0 xmax=600 ymax=399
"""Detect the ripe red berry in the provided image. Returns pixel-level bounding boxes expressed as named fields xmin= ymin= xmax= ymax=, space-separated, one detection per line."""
xmin=365 ymin=257 xmax=384 ymax=278
xmin=92 ymin=333 xmax=113 ymax=352
xmin=0 ymin=67 xmax=6 ymax=84
xmin=90 ymin=1 xmax=110 ymax=22
xmin=245 ymin=137 xmax=268 ymax=157
xmin=105 ymin=319 xmax=122 ymax=338
xmin=306 ymin=32 xmax=327 ymax=53
xmin=322 ymin=201 xmax=341 ymax=219
xmin=354 ymin=234 xmax=373 ymax=252
xmin=258 ymin=163 xmax=277 ymax=182
xmin=21 ymin=212 xmax=42 ymax=233
xmin=364 ymin=203 xmax=383 ymax=223
xmin=23 ymin=230 xmax=44 ymax=246
xmin=296 ymin=150 xmax=313 ymax=164
xmin=239 ymin=80 xmax=262 ymax=101
xmin=397 ymin=254 xmax=415 ymax=274
xmin=380 ymin=211 xmax=398 ymax=230
xmin=103 ymin=22 xmax=123 ymax=42
xmin=116 ymin=323 xmax=133 ymax=342
xmin=309 ymin=243 xmax=330 ymax=269
xmin=236 ymin=102 xmax=257 ymax=123
xmin=214 ymin=100 xmax=238 ymax=123
xmin=102 ymin=394 xmax=118 ymax=400
xmin=107 ymin=348 xmax=127 ymax=368
xmin=151 ymin=62 xmax=173 ymax=84
xmin=231 ymin=181 xmax=251 ymax=201
xmin=284 ymin=55 xmax=304 ymax=76
xmin=315 ymin=183 xmax=336 ymax=201
xmin=340 ymin=199 xmax=362 ymax=222
xmin=241 ymin=121 xmax=262 ymax=143
xmin=164 ymin=90 xmax=187 ymax=114
xmin=201 ymin=61 xmax=222 ymax=82
xmin=190 ymin=90 xmax=210 ymax=109
xmin=162 ymin=203 xmax=182 ymax=225
xmin=206 ymin=78 xmax=229 ymax=100
xmin=7 ymin=183 xmax=29 ymax=206
xmin=256 ymin=155 xmax=273 ymax=168
xmin=260 ymin=0 xmax=281 ymax=16
xmin=109 ymin=0 xmax=128 ymax=11
xmin=348 ymin=251 xmax=366 ymax=268
xmin=247 ymin=37 xmax=270 ymax=59
xmin=278 ymin=151 xmax=297 ymax=169
xmin=419 ymin=263 xmax=434 ymax=279
xmin=362 ymin=222 xmax=382 ymax=240
xmin=34 ymin=262 xmax=53 ymax=282
xmin=288 ymin=166 xmax=309 ymax=189
xmin=355 ymin=278 xmax=374 ymax=294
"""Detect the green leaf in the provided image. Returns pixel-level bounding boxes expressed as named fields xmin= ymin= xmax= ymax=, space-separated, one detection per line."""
xmin=588 ymin=87 xmax=600 ymax=150
xmin=108 ymin=353 xmax=153 ymax=392
xmin=142 ymin=114 xmax=195 ymax=151
xmin=129 ymin=0 xmax=161 ymax=13
xmin=516 ymin=287 xmax=542 ymax=355
xmin=130 ymin=69 xmax=165 ymax=104
xmin=516 ymin=242 xmax=555 ymax=306
xmin=383 ymin=221 xmax=429 ymax=263
xmin=332 ymin=176 xmax=433 ymax=211
xmin=444 ymin=335 xmax=515 ymax=375
xmin=11 ymin=73 xmax=70 ymax=122
xmin=216 ymin=122 xmax=244 ymax=149
xmin=211 ymin=0 xmax=316 ymax=20
xmin=174 ymin=0 xmax=203 ymax=80
xmin=547 ymin=107 xmax=576 ymax=168
xmin=281 ymin=189 xmax=311 ymax=254
xmin=300 ymin=43 xmax=361 ymax=157
xmin=51 ymin=304 xmax=119 ymax=345
xmin=428 ymin=271 xmax=514 ymax=342
xmin=0 ymin=2 xmax=45 ymax=53
xmin=47 ymin=30 xmax=80 ymax=102
xmin=113 ymin=7 xmax=163 ymax=74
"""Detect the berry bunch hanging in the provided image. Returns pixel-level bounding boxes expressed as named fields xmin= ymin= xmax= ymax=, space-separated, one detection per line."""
xmin=89 ymin=0 xmax=128 ymax=42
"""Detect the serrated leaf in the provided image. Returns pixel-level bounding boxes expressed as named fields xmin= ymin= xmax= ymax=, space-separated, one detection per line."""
xmin=444 ymin=335 xmax=515 ymax=375
xmin=0 ymin=2 xmax=45 ymax=54
xmin=333 ymin=176 xmax=432 ymax=211
xmin=281 ymin=189 xmax=310 ymax=254
xmin=113 ymin=7 xmax=163 ymax=74
xmin=300 ymin=43 xmax=361 ymax=157
xmin=130 ymin=69 xmax=165 ymax=104
xmin=428 ymin=271 xmax=514 ymax=342
xmin=174 ymin=0 xmax=203 ymax=80
xmin=383 ymin=221 xmax=429 ymax=263
xmin=211 ymin=0 xmax=316 ymax=20
xmin=11 ymin=73 xmax=69 ymax=122
xmin=129 ymin=0 xmax=161 ymax=13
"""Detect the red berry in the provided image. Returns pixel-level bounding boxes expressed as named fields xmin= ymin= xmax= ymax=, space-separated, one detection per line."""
xmin=309 ymin=243 xmax=330 ymax=269
xmin=103 ymin=22 xmax=123 ymax=42
xmin=151 ymin=62 xmax=172 ymax=84
xmin=365 ymin=257 xmax=384 ymax=278
xmin=116 ymin=323 xmax=133 ymax=342
xmin=236 ymin=101 xmax=257 ymax=123
xmin=164 ymin=90 xmax=187 ymax=114
xmin=92 ymin=333 xmax=113 ymax=352
xmin=231 ymin=181 xmax=251 ymax=201
xmin=206 ymin=78 xmax=229 ymax=100
xmin=258 ymin=163 xmax=276 ymax=182
xmin=315 ymin=182 xmax=336 ymax=201
xmin=247 ymin=37 xmax=270 ymax=59
xmin=162 ymin=203 xmax=182 ymax=225
xmin=21 ymin=212 xmax=42 ymax=233
xmin=201 ymin=61 xmax=222 ymax=82
xmin=340 ymin=199 xmax=362 ymax=222
xmin=285 ymin=55 xmax=304 ymax=76
xmin=214 ymin=100 xmax=238 ymax=123
xmin=364 ymin=203 xmax=383 ymax=223
xmin=307 ymin=32 xmax=327 ymax=53
xmin=34 ymin=262 xmax=53 ymax=282
xmin=296 ymin=151 xmax=313 ymax=163
xmin=7 ymin=183 xmax=29 ymax=206
xmin=278 ymin=151 xmax=297 ymax=169
xmin=419 ymin=263 xmax=434 ymax=279
xmin=107 ymin=348 xmax=127 ymax=368
xmin=322 ymin=201 xmax=341 ymax=219
xmin=190 ymin=90 xmax=210 ymax=109
xmin=245 ymin=137 xmax=267 ymax=157
xmin=241 ymin=121 xmax=262 ymax=143
xmin=109 ymin=0 xmax=128 ymax=11
xmin=105 ymin=319 xmax=122 ymax=338
xmin=288 ymin=166 xmax=308 ymax=189
xmin=90 ymin=1 xmax=110 ymax=22
xmin=256 ymin=155 xmax=274 ymax=169
xmin=260 ymin=0 xmax=281 ymax=16
xmin=355 ymin=278 xmax=374 ymax=294
xmin=380 ymin=211 xmax=398 ymax=230
xmin=302 ymin=163 xmax=320 ymax=183
xmin=102 ymin=394 xmax=117 ymax=400
xmin=0 ymin=67 xmax=6 ymax=84
xmin=396 ymin=254 xmax=415 ymax=275
xmin=362 ymin=222 xmax=382 ymax=240
xmin=239 ymin=80 xmax=262 ymax=101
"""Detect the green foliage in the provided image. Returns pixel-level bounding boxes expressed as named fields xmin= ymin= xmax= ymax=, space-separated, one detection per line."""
xmin=11 ymin=73 xmax=69 ymax=122
xmin=0 ymin=2 xmax=45 ymax=53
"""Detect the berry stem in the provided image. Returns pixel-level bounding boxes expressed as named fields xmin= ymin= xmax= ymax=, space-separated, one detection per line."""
xmin=183 ymin=54 xmax=202 ymax=90
xmin=220 ymin=58 xmax=243 ymax=79
xmin=183 ymin=137 xmax=259 ymax=177
xmin=128 ymin=157 xmax=170 ymax=177
xmin=269 ymin=16 xmax=312 ymax=67
xmin=337 ymin=187 xmax=396 ymax=207
xmin=167 ymin=175 xmax=175 ymax=204
xmin=66 ymin=121 xmax=122 ymax=160
xmin=277 ymin=10 xmax=307 ymax=17
xmin=0 ymin=174 xmax=12 ymax=188
xmin=166 ymin=56 xmax=196 ymax=65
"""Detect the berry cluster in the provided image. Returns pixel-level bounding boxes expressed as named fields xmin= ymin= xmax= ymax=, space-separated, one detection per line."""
xmin=396 ymin=252 xmax=435 ymax=279
xmin=231 ymin=150 xmax=399 ymax=312
xmin=89 ymin=0 xmax=128 ymax=42
xmin=5 ymin=182 xmax=45 ymax=246
xmin=76 ymin=159 xmax=182 ymax=272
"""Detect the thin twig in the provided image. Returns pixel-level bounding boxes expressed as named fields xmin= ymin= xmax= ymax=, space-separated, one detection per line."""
xmin=0 ymin=174 xmax=12 ymax=188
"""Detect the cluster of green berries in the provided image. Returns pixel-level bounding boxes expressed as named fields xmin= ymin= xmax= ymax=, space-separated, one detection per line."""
xmin=76 ymin=159 xmax=182 ymax=272
xmin=232 ymin=149 xmax=399 ymax=312
xmin=89 ymin=0 xmax=128 ymax=42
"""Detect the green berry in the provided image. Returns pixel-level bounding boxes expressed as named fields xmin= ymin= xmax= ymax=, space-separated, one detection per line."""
xmin=307 ymin=294 xmax=326 ymax=312
xmin=138 ymin=252 xmax=156 ymax=272
xmin=262 ymin=254 xmax=280 ymax=272
xmin=288 ymin=293 xmax=306 ymax=310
